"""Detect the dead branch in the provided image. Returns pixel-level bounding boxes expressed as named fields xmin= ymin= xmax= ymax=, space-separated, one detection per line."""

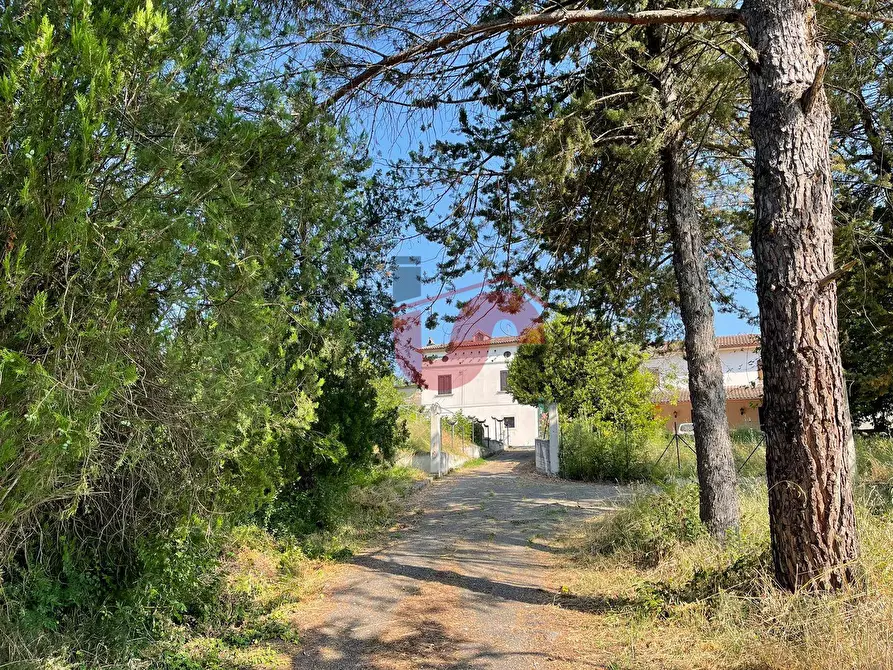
xmin=815 ymin=0 xmax=893 ymax=25
xmin=327 ymin=6 xmax=744 ymax=104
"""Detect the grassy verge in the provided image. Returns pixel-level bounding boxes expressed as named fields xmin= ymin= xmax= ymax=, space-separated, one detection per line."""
xmin=157 ymin=465 xmax=425 ymax=670
xmin=0 ymin=465 xmax=425 ymax=670
xmin=552 ymin=437 xmax=893 ymax=669
xmin=404 ymin=410 xmax=479 ymax=457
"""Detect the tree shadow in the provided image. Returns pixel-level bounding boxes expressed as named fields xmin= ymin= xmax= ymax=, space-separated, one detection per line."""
xmin=292 ymin=611 xmax=613 ymax=670
xmin=351 ymin=554 xmax=641 ymax=616
xmin=290 ymin=447 xmax=637 ymax=668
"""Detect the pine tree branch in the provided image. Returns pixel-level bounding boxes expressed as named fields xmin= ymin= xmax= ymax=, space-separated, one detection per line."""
xmin=327 ymin=7 xmax=744 ymax=104
xmin=815 ymin=0 xmax=893 ymax=25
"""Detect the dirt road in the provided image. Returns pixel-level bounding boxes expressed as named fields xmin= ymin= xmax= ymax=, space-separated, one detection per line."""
xmin=292 ymin=448 xmax=625 ymax=669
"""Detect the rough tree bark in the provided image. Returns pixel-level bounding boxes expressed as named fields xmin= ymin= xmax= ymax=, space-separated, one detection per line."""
xmin=329 ymin=0 xmax=864 ymax=590
xmin=647 ymin=18 xmax=740 ymax=538
xmin=662 ymin=141 xmax=741 ymax=537
xmin=743 ymin=0 xmax=859 ymax=590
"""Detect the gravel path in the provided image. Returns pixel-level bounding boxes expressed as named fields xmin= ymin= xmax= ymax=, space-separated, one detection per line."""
xmin=292 ymin=448 xmax=626 ymax=670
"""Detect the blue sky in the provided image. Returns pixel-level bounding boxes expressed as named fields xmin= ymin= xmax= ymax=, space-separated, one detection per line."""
xmin=389 ymin=233 xmax=758 ymax=346
xmin=359 ymin=104 xmax=759 ymax=346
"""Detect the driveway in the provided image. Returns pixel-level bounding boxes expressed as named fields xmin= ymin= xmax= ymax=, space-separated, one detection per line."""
xmin=292 ymin=448 xmax=626 ymax=669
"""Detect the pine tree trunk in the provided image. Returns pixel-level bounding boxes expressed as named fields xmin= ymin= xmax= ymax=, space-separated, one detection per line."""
xmin=662 ymin=141 xmax=741 ymax=537
xmin=743 ymin=0 xmax=859 ymax=590
xmin=647 ymin=15 xmax=740 ymax=538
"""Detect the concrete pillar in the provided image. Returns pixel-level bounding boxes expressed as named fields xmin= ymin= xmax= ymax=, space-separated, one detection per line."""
xmin=430 ymin=404 xmax=442 ymax=477
xmin=548 ymin=403 xmax=560 ymax=476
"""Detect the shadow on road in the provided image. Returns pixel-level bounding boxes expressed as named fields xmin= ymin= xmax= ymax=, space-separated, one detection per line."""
xmin=291 ymin=447 xmax=628 ymax=669
xmin=351 ymin=554 xmax=639 ymax=615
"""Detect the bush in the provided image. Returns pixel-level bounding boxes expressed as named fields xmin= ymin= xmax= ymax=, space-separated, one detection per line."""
xmin=560 ymin=417 xmax=657 ymax=482
xmin=581 ymin=483 xmax=706 ymax=567
xmin=0 ymin=2 xmax=401 ymax=666
xmin=260 ymin=465 xmax=422 ymax=557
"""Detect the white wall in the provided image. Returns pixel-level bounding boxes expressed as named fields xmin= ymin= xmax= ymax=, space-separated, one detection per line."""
xmin=418 ymin=342 xmax=540 ymax=446
xmin=646 ymin=347 xmax=760 ymax=389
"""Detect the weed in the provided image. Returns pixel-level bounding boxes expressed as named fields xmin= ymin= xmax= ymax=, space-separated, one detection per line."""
xmin=555 ymin=441 xmax=893 ymax=669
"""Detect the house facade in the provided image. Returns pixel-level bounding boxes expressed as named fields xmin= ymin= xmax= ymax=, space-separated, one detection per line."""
xmin=647 ymin=334 xmax=762 ymax=432
xmin=411 ymin=331 xmax=763 ymax=445
xmin=416 ymin=333 xmax=540 ymax=447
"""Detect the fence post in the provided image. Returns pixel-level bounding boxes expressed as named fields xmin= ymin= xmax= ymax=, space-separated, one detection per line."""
xmin=430 ymin=404 xmax=442 ymax=477
xmin=548 ymin=403 xmax=560 ymax=476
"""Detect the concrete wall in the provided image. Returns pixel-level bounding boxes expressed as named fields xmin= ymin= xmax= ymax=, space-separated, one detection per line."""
xmin=418 ymin=342 xmax=540 ymax=446
xmin=398 ymin=450 xmax=476 ymax=474
xmin=534 ymin=438 xmax=551 ymax=474
xmin=397 ymin=439 xmax=503 ymax=475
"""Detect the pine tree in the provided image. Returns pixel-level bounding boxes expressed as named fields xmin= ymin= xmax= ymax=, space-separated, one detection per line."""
xmin=317 ymin=0 xmax=888 ymax=590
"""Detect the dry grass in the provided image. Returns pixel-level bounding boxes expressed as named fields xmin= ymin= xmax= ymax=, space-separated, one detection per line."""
xmin=404 ymin=411 xmax=479 ymax=457
xmin=155 ymin=467 xmax=426 ymax=670
xmin=552 ymin=479 xmax=893 ymax=669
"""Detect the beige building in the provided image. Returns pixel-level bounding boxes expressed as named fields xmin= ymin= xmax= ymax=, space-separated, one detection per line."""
xmin=410 ymin=331 xmax=763 ymax=441
xmin=416 ymin=333 xmax=540 ymax=447
xmin=647 ymin=334 xmax=763 ymax=432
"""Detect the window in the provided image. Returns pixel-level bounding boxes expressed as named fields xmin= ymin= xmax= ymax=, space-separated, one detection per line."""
xmin=504 ymin=416 xmax=515 ymax=429
xmin=437 ymin=374 xmax=452 ymax=395
xmin=499 ymin=370 xmax=508 ymax=392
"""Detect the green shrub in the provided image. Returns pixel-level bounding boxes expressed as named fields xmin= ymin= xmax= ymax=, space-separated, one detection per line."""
xmin=582 ymin=483 xmax=706 ymax=567
xmin=261 ymin=465 xmax=421 ymax=557
xmin=560 ymin=417 xmax=657 ymax=482
xmin=0 ymin=1 xmax=401 ymax=666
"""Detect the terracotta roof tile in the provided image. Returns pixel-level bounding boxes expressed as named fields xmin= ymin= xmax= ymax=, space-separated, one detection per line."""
xmin=421 ymin=332 xmax=760 ymax=354
xmin=653 ymin=382 xmax=763 ymax=404
xmin=418 ymin=334 xmax=531 ymax=353
xmin=652 ymin=333 xmax=760 ymax=354
xmin=716 ymin=334 xmax=761 ymax=349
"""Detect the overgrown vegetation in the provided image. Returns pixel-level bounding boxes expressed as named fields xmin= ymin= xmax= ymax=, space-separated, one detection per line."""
xmin=155 ymin=466 xmax=422 ymax=670
xmin=559 ymin=417 xmax=656 ymax=482
xmin=559 ymin=424 xmax=771 ymax=483
xmin=510 ymin=315 xmax=659 ymax=483
xmin=402 ymin=408 xmax=479 ymax=457
xmin=0 ymin=1 xmax=409 ymax=667
xmin=555 ymin=436 xmax=893 ymax=669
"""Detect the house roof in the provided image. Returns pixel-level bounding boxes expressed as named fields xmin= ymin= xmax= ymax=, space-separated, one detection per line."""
xmin=653 ymin=382 xmax=763 ymax=404
xmin=652 ymin=333 xmax=760 ymax=354
xmin=420 ymin=332 xmax=760 ymax=354
xmin=418 ymin=333 xmax=532 ymax=353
